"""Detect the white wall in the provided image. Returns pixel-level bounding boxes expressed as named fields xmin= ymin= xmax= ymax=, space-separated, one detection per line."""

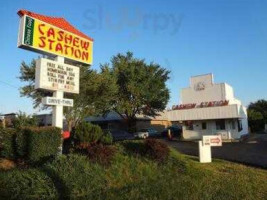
xmin=180 ymin=74 xmax=241 ymax=105
xmin=182 ymin=119 xmax=245 ymax=140
xmin=168 ymin=104 xmax=240 ymax=121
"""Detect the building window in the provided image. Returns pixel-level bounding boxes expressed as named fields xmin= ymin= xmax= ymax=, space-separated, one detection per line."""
xmin=238 ymin=120 xmax=243 ymax=132
xmin=216 ymin=120 xmax=225 ymax=130
xmin=185 ymin=121 xmax=193 ymax=130
xmin=202 ymin=122 xmax=207 ymax=130
xmin=231 ymin=120 xmax=236 ymax=129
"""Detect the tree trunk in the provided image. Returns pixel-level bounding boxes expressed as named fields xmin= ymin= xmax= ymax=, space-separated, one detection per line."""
xmin=127 ymin=118 xmax=137 ymax=133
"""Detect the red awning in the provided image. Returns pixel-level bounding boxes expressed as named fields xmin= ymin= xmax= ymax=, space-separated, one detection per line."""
xmin=18 ymin=9 xmax=93 ymax=42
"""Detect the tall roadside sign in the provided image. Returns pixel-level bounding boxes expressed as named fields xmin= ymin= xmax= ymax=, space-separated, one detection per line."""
xmin=17 ymin=10 xmax=93 ymax=152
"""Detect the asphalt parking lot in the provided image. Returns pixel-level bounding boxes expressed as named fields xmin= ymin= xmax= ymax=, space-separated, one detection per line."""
xmin=164 ymin=134 xmax=267 ymax=169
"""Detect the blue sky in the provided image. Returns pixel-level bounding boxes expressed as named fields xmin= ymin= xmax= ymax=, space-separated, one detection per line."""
xmin=0 ymin=0 xmax=267 ymax=114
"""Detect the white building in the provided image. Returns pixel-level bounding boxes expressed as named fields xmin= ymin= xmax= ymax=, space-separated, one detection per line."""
xmin=167 ymin=74 xmax=248 ymax=140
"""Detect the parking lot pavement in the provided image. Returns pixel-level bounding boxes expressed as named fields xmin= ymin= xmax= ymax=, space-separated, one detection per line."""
xmin=163 ymin=134 xmax=267 ymax=169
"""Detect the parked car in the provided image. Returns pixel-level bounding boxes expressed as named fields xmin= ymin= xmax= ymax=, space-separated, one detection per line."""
xmin=134 ymin=128 xmax=159 ymax=139
xmin=134 ymin=129 xmax=149 ymax=139
xmin=109 ymin=130 xmax=135 ymax=141
xmin=161 ymin=125 xmax=182 ymax=138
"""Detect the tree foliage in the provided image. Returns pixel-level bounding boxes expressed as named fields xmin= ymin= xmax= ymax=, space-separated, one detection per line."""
xmin=247 ymin=99 xmax=267 ymax=132
xmin=105 ymin=52 xmax=170 ymax=130
xmin=19 ymin=52 xmax=170 ymax=131
xmin=12 ymin=111 xmax=38 ymax=129
xmin=19 ymin=60 xmax=52 ymax=109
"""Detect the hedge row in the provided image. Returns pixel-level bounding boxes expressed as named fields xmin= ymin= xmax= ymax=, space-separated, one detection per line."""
xmin=0 ymin=127 xmax=61 ymax=164
xmin=0 ymin=128 xmax=17 ymax=158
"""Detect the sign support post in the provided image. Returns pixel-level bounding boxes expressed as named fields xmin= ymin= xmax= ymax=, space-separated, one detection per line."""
xmin=199 ymin=141 xmax=212 ymax=163
xmin=52 ymin=56 xmax=64 ymax=154
xmin=52 ymin=56 xmax=64 ymax=129
xmin=52 ymin=90 xmax=64 ymax=129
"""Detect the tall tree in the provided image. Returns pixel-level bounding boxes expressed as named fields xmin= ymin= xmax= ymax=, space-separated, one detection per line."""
xmin=105 ymin=52 xmax=170 ymax=131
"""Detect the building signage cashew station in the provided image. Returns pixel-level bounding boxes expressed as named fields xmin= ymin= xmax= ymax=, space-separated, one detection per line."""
xmin=18 ymin=12 xmax=93 ymax=65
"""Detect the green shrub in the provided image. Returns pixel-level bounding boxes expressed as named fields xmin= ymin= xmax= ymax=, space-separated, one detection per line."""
xmin=87 ymin=144 xmax=116 ymax=166
xmin=144 ymin=139 xmax=170 ymax=163
xmin=21 ymin=127 xmax=61 ymax=164
xmin=0 ymin=127 xmax=61 ymax=164
xmin=43 ymin=154 xmax=106 ymax=199
xmin=100 ymin=130 xmax=113 ymax=145
xmin=0 ymin=168 xmax=58 ymax=199
xmin=0 ymin=128 xmax=16 ymax=159
xmin=12 ymin=111 xmax=38 ymax=129
xmin=74 ymin=122 xmax=103 ymax=147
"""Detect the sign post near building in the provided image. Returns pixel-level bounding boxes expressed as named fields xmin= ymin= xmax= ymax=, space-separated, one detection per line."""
xmin=199 ymin=135 xmax=222 ymax=163
xmin=17 ymin=10 xmax=93 ymax=152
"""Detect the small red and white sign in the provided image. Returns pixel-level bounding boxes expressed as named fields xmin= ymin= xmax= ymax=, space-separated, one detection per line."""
xmin=202 ymin=135 xmax=222 ymax=146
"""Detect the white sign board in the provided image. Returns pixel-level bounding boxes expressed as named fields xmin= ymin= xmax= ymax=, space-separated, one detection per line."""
xmin=42 ymin=97 xmax=73 ymax=107
xmin=203 ymin=135 xmax=222 ymax=146
xmin=35 ymin=58 xmax=80 ymax=94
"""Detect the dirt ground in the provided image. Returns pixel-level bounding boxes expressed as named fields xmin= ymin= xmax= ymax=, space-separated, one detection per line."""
xmin=163 ymin=134 xmax=267 ymax=169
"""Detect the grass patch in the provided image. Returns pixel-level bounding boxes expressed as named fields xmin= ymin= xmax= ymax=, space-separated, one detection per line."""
xmin=0 ymin=140 xmax=266 ymax=199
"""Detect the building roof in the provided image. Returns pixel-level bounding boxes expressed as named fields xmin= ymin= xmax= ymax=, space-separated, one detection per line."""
xmin=17 ymin=9 xmax=93 ymax=41
xmin=85 ymin=111 xmax=168 ymax=122
xmin=167 ymin=104 xmax=246 ymax=121
xmin=0 ymin=113 xmax=17 ymax=116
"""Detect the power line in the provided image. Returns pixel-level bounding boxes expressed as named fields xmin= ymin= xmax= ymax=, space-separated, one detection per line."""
xmin=0 ymin=80 xmax=20 ymax=89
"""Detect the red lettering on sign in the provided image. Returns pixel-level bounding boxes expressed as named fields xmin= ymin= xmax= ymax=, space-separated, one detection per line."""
xmin=64 ymin=44 xmax=70 ymax=55
xmin=38 ymin=24 xmax=45 ymax=35
xmin=210 ymin=138 xmax=221 ymax=144
xmin=172 ymin=100 xmax=229 ymax=110
xmin=57 ymin=31 xmax=64 ymax=41
xmin=48 ymin=39 xmax=55 ymax=50
xmin=81 ymin=40 xmax=89 ymax=50
xmin=55 ymin=43 xmax=63 ymax=53
xmin=74 ymin=49 xmax=81 ymax=58
xmin=47 ymin=28 xmax=55 ymax=39
xmin=39 ymin=36 xmax=46 ymax=48
xmin=65 ymin=34 xmax=73 ymax=45
xmin=82 ymin=51 xmax=89 ymax=61
xmin=73 ymin=37 xmax=79 ymax=47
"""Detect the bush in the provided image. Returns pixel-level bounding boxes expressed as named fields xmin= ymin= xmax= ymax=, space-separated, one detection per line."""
xmin=100 ymin=130 xmax=113 ymax=145
xmin=87 ymin=144 xmax=116 ymax=166
xmin=21 ymin=127 xmax=62 ymax=164
xmin=0 ymin=168 xmax=58 ymax=199
xmin=12 ymin=111 xmax=38 ymax=129
xmin=0 ymin=127 xmax=61 ymax=164
xmin=43 ymin=154 xmax=106 ymax=199
xmin=0 ymin=128 xmax=16 ymax=159
xmin=74 ymin=122 xmax=103 ymax=148
xmin=144 ymin=139 xmax=170 ymax=163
